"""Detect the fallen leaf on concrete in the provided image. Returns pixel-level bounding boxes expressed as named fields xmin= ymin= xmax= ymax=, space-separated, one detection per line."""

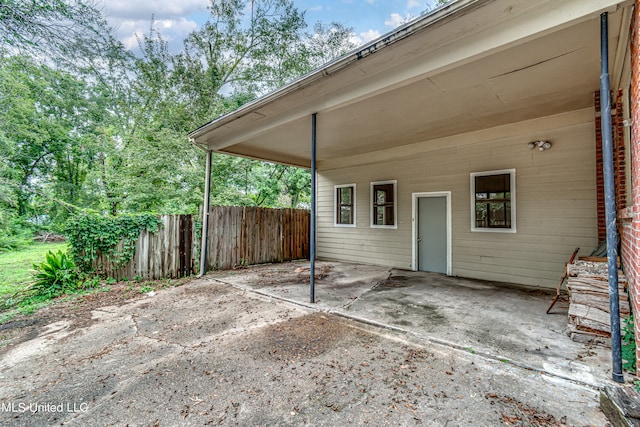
xmin=502 ymin=413 xmax=521 ymax=424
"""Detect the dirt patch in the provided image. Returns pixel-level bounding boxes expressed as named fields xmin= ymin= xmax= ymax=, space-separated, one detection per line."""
xmin=0 ymin=278 xmax=190 ymax=353
xmin=0 ymin=317 xmax=41 ymax=331
xmin=220 ymin=261 xmax=339 ymax=288
xmin=254 ymin=313 xmax=358 ymax=360
xmin=380 ymin=276 xmax=412 ymax=288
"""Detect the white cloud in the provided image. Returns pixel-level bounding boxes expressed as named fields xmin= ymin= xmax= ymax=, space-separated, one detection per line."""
xmin=99 ymin=0 xmax=209 ymax=21
xmin=116 ymin=18 xmax=198 ymax=50
xmin=407 ymin=0 xmax=422 ymax=8
xmin=348 ymin=28 xmax=382 ymax=47
xmin=384 ymin=12 xmax=414 ymax=28
xmin=359 ymin=29 xmax=381 ymax=43
xmin=97 ymin=0 xmax=208 ymax=52
xmin=384 ymin=13 xmax=403 ymax=28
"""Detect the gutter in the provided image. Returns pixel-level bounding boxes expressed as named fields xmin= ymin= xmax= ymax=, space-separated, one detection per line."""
xmin=189 ymin=137 xmax=207 ymax=152
xmin=187 ymin=0 xmax=484 ymax=142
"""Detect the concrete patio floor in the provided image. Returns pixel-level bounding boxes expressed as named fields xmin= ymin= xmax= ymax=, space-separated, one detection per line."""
xmin=213 ymin=260 xmax=619 ymax=389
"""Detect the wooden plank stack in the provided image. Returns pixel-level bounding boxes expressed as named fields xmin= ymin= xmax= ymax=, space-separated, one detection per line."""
xmin=566 ymin=259 xmax=630 ymax=345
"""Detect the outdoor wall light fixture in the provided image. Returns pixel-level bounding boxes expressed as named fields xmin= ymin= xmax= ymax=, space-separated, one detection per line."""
xmin=528 ymin=140 xmax=552 ymax=151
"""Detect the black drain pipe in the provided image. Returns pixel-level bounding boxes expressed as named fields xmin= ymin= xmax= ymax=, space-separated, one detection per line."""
xmin=310 ymin=113 xmax=317 ymax=303
xmin=600 ymin=12 xmax=623 ymax=383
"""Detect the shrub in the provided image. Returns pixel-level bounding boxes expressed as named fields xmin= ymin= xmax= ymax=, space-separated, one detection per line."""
xmin=622 ymin=314 xmax=636 ymax=374
xmin=0 ymin=214 xmax=34 ymax=253
xmin=28 ymin=250 xmax=79 ymax=298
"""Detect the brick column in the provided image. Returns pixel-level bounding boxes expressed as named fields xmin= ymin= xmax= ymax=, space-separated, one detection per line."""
xmin=595 ymin=89 xmax=627 ymax=243
xmin=615 ymin=90 xmax=628 ymax=210
xmin=595 ymin=92 xmax=607 ymax=242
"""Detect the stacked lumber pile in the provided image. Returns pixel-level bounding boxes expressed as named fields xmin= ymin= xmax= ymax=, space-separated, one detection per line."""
xmin=566 ymin=259 xmax=629 ymax=345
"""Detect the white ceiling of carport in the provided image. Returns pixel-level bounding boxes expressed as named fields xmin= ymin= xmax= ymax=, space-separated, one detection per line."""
xmin=191 ymin=0 xmax=629 ymax=168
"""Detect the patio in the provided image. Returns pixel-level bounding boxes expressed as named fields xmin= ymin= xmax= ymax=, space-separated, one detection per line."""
xmin=213 ymin=260 xmax=618 ymax=389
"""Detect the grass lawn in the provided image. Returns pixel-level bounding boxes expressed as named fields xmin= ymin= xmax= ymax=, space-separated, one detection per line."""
xmin=0 ymin=243 xmax=190 ymax=326
xmin=0 ymin=242 xmax=69 ymax=300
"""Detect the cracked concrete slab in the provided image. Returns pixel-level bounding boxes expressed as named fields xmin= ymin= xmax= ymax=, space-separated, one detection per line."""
xmin=0 ymin=264 xmax=614 ymax=426
xmin=216 ymin=261 xmax=618 ymax=389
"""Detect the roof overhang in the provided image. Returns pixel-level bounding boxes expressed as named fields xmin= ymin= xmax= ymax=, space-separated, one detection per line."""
xmin=188 ymin=0 xmax=634 ymax=169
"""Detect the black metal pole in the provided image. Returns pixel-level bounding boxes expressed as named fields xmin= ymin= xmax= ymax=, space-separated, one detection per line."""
xmin=310 ymin=113 xmax=317 ymax=303
xmin=600 ymin=12 xmax=624 ymax=383
xmin=199 ymin=150 xmax=212 ymax=277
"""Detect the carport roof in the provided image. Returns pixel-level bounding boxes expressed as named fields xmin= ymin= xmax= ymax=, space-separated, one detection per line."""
xmin=188 ymin=0 xmax=633 ymax=169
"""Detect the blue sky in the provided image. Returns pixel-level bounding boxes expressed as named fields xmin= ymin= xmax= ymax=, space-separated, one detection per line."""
xmin=100 ymin=0 xmax=439 ymax=53
xmin=295 ymin=0 xmax=433 ymax=42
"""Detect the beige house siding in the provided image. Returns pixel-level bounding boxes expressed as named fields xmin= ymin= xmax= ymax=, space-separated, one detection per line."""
xmin=316 ymin=108 xmax=598 ymax=288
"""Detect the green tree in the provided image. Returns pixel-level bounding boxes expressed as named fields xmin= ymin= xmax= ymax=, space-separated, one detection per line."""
xmin=0 ymin=56 xmax=104 ymax=226
xmin=173 ymin=0 xmax=308 ymax=121
xmin=0 ymin=0 xmax=352 ymax=231
xmin=96 ymin=1 xmax=338 ymax=213
xmin=0 ymin=0 xmax=104 ymax=57
xmin=94 ymin=26 xmax=206 ymax=214
xmin=304 ymin=22 xmax=357 ymax=67
xmin=164 ymin=1 xmax=349 ymax=210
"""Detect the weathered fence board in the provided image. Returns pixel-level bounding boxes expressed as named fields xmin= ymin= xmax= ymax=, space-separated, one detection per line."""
xmin=93 ymin=214 xmax=197 ymax=281
xmin=92 ymin=207 xmax=309 ymax=280
xmin=203 ymin=206 xmax=309 ymax=271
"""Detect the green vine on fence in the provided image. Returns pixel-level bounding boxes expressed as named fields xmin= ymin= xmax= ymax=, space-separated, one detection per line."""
xmin=65 ymin=213 xmax=161 ymax=274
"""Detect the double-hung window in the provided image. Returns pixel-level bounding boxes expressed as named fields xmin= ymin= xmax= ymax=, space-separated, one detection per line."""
xmin=471 ymin=169 xmax=516 ymax=232
xmin=370 ymin=180 xmax=397 ymax=228
xmin=335 ymin=184 xmax=356 ymax=226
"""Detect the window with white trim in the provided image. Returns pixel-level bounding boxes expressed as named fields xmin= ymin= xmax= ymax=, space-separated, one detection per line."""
xmin=370 ymin=180 xmax=397 ymax=228
xmin=334 ymin=184 xmax=356 ymax=226
xmin=471 ymin=169 xmax=516 ymax=232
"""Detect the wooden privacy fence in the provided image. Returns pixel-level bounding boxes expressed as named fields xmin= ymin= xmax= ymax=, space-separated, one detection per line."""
xmin=203 ymin=206 xmax=310 ymax=271
xmin=95 ymin=214 xmax=196 ymax=281
xmin=96 ymin=207 xmax=310 ymax=280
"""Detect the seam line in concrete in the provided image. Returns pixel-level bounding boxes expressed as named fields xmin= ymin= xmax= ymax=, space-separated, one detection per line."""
xmin=208 ymin=277 xmax=603 ymax=391
xmin=342 ymin=271 xmax=392 ymax=309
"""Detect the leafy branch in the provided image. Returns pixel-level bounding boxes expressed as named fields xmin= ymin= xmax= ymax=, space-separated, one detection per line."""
xmin=0 ymin=177 xmax=92 ymax=214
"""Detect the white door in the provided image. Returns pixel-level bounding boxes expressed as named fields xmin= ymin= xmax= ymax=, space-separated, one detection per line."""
xmin=415 ymin=194 xmax=450 ymax=274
